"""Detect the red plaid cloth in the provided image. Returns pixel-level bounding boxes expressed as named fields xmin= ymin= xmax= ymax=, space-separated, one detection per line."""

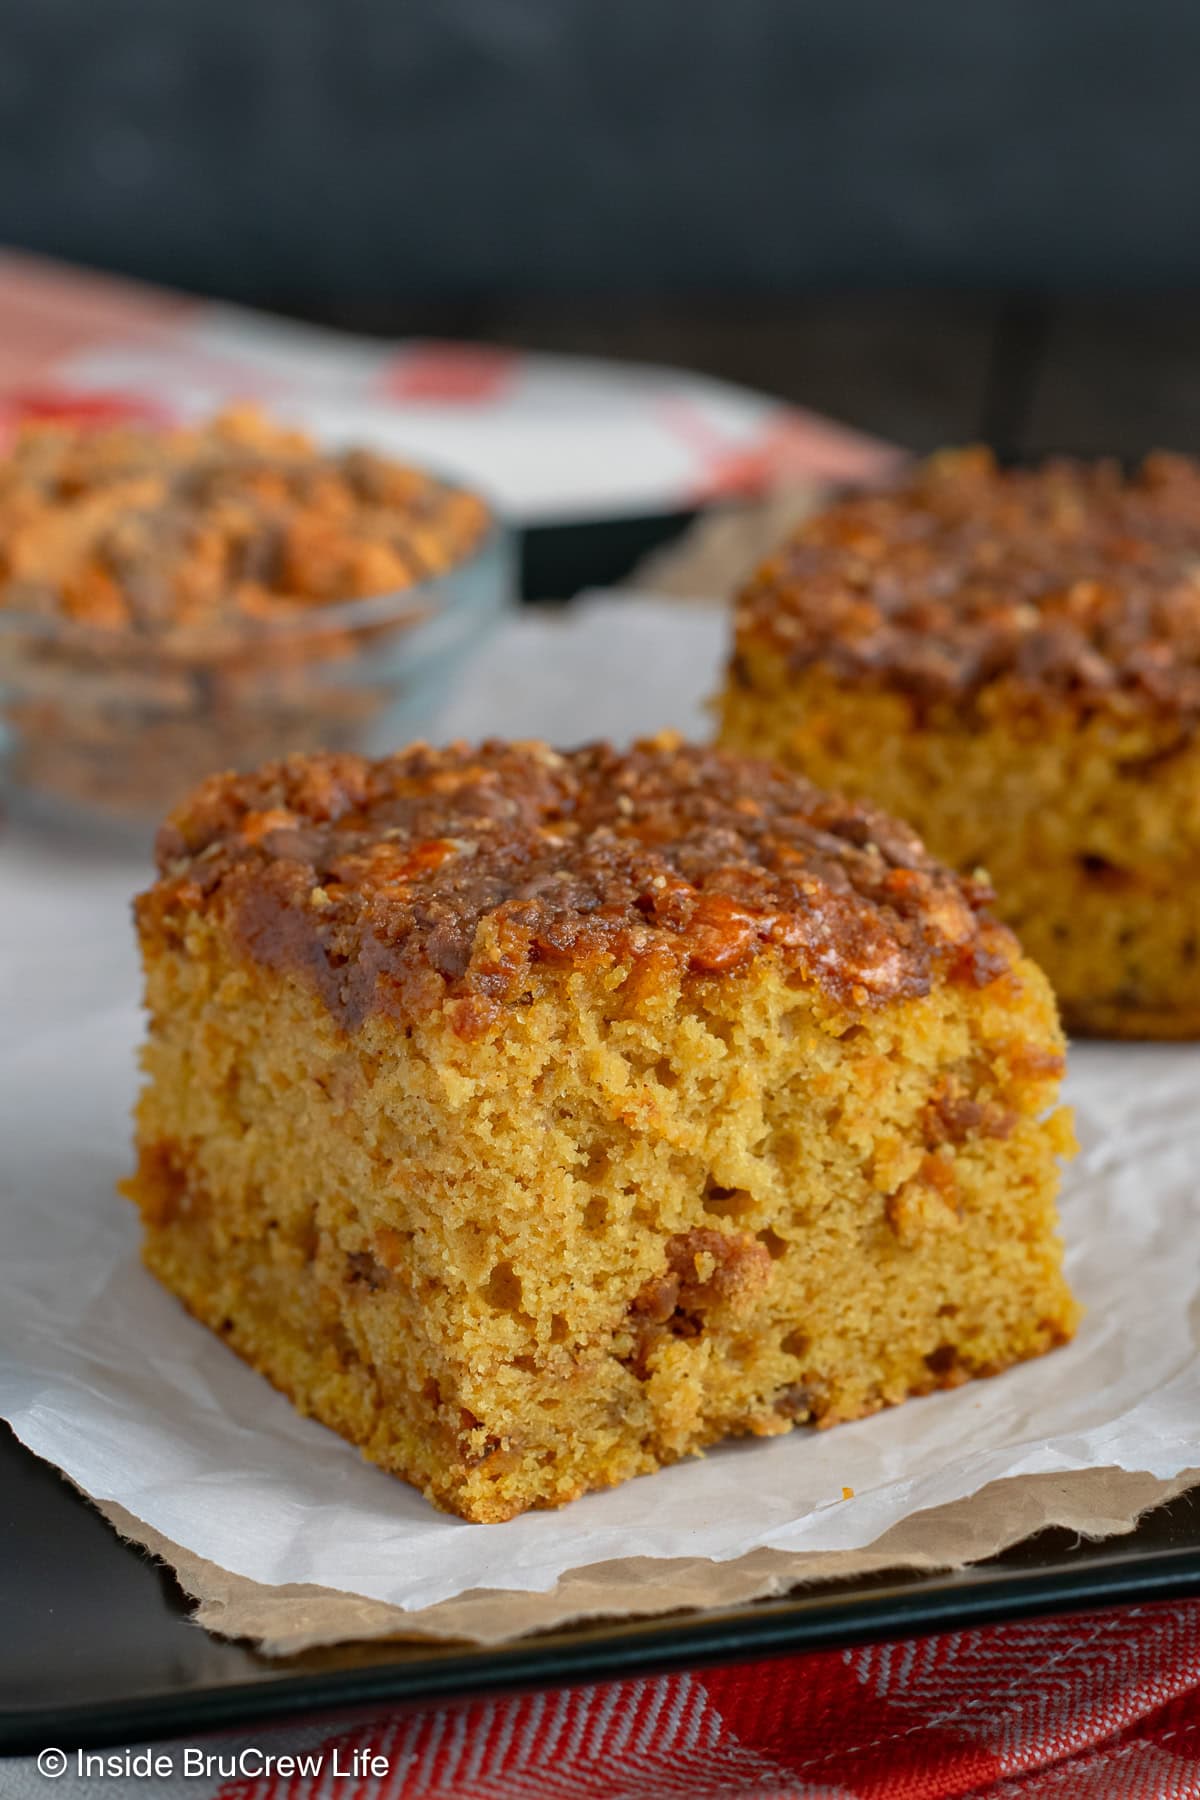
xmin=219 ymin=1598 xmax=1200 ymax=1799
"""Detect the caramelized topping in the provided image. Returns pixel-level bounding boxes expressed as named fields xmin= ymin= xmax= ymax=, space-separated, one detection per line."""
xmin=141 ymin=736 xmax=1012 ymax=1027
xmin=735 ymin=447 xmax=1200 ymax=718
xmin=0 ymin=406 xmax=490 ymax=638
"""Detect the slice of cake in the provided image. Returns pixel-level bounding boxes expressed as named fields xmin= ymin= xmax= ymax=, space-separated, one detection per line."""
xmin=124 ymin=736 xmax=1078 ymax=1521
xmin=719 ymin=446 xmax=1200 ymax=1038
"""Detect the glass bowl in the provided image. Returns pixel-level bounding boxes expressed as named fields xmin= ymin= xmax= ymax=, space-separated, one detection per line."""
xmin=0 ymin=506 xmax=513 ymax=841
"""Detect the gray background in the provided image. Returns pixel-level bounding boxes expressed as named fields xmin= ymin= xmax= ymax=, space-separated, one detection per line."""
xmin=1 ymin=0 xmax=1196 ymax=306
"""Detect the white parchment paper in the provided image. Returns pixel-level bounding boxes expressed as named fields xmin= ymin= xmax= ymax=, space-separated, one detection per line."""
xmin=2 ymin=597 xmax=1197 ymax=1614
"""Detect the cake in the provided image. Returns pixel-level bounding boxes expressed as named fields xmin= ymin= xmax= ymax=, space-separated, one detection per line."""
xmin=0 ymin=407 xmax=493 ymax=822
xmin=124 ymin=736 xmax=1078 ymax=1522
xmin=719 ymin=447 xmax=1200 ymax=1038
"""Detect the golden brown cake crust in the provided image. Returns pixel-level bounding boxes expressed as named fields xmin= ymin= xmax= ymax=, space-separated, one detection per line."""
xmin=141 ymin=736 xmax=1012 ymax=1031
xmin=733 ymin=447 xmax=1200 ymax=721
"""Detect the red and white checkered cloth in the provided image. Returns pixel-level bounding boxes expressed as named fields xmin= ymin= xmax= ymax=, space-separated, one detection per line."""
xmin=0 ymin=250 xmax=897 ymax=528
xmin=209 ymin=1599 xmax=1200 ymax=1800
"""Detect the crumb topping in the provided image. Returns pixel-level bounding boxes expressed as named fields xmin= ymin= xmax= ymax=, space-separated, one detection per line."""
xmin=141 ymin=737 xmax=1011 ymax=1028
xmin=0 ymin=406 xmax=490 ymax=638
xmin=734 ymin=447 xmax=1200 ymax=718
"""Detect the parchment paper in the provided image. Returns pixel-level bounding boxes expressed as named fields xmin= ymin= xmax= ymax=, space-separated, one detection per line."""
xmin=96 ymin=1469 xmax=1199 ymax=1656
xmin=2 ymin=597 xmax=1198 ymax=1650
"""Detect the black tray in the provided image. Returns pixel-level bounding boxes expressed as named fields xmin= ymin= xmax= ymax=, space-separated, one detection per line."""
xmin=519 ymin=509 xmax=698 ymax=601
xmin=4 ymin=1425 xmax=1200 ymax=1757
